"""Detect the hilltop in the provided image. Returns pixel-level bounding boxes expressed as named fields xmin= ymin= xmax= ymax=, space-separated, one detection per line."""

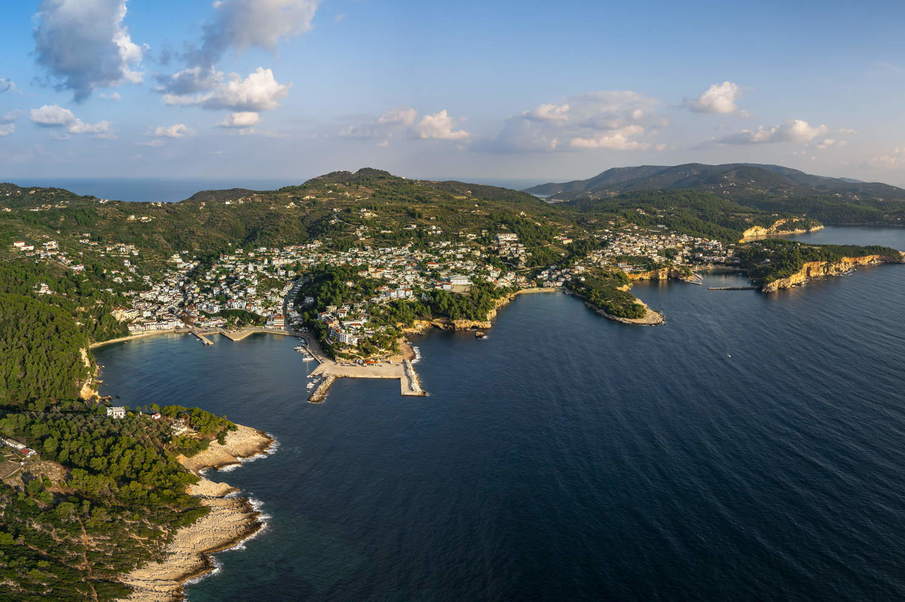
xmin=526 ymin=163 xmax=905 ymax=203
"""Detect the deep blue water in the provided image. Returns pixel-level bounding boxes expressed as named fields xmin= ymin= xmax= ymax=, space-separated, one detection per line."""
xmin=94 ymin=227 xmax=905 ymax=601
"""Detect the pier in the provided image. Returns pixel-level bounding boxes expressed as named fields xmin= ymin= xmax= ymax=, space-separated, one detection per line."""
xmin=191 ymin=330 xmax=214 ymax=345
xmin=300 ymin=336 xmax=427 ymax=403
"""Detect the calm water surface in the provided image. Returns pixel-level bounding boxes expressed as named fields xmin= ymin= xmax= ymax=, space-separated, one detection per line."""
xmin=95 ymin=227 xmax=905 ymax=601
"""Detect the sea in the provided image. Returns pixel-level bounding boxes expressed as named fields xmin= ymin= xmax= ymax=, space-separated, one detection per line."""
xmin=4 ymin=177 xmax=546 ymax=203
xmin=93 ymin=227 xmax=905 ymax=601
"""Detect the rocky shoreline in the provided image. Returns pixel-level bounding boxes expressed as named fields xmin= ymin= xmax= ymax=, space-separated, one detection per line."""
xmin=119 ymin=425 xmax=275 ymax=602
xmin=739 ymin=219 xmax=824 ymax=242
xmin=761 ymin=253 xmax=905 ymax=293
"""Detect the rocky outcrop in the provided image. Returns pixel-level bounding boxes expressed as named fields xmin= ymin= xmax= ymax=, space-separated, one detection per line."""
xmin=586 ymin=299 xmax=665 ymax=326
xmin=740 ymin=219 xmax=823 ymax=242
xmin=762 ymin=253 xmax=904 ymax=293
xmin=626 ymin=267 xmax=696 ymax=282
xmin=120 ymin=426 xmax=275 ymax=601
xmin=402 ymin=288 xmax=560 ymax=334
xmin=78 ymin=348 xmax=99 ymax=400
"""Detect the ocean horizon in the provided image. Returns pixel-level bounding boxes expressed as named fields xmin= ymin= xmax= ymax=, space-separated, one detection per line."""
xmin=1 ymin=176 xmax=550 ymax=203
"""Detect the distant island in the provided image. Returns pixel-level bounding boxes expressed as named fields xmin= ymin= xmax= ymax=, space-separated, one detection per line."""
xmin=1 ymin=165 xmax=903 ymax=598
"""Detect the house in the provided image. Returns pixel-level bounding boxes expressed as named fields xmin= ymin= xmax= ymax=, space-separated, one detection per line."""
xmin=107 ymin=406 xmax=127 ymax=419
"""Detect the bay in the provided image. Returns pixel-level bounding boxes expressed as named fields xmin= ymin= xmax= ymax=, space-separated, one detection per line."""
xmin=94 ymin=227 xmax=905 ymax=601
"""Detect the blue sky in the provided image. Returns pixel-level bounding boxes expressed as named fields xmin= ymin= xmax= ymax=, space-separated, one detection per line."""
xmin=1 ymin=0 xmax=904 ymax=185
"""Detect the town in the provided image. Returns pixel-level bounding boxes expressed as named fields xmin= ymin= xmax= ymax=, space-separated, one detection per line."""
xmin=11 ymin=216 xmax=734 ymax=358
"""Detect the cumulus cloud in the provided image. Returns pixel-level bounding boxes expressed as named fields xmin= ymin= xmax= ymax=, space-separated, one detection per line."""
xmin=219 ymin=111 xmax=260 ymax=128
xmin=686 ymin=81 xmax=742 ymax=114
xmin=153 ymin=123 xmax=192 ymax=138
xmin=569 ymin=125 xmax=648 ymax=150
xmin=415 ymin=110 xmax=470 ymax=140
xmin=340 ymin=107 xmax=467 ymax=145
xmin=30 ymin=104 xmax=112 ymax=136
xmin=718 ymin=119 xmax=829 ymax=145
xmin=870 ymin=147 xmax=905 ymax=169
xmin=377 ymin=107 xmax=417 ymax=126
xmin=154 ymin=0 xmax=317 ymax=115
xmin=0 ymin=78 xmax=15 ymax=94
xmin=190 ymin=0 xmax=319 ymax=68
xmin=524 ymin=103 xmax=570 ymax=122
xmin=161 ymin=67 xmax=289 ymax=112
xmin=34 ymin=0 xmax=144 ymax=101
xmin=487 ymin=90 xmax=662 ymax=153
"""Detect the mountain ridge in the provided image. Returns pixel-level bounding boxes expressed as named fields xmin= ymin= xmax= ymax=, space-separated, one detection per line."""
xmin=525 ymin=163 xmax=905 ymax=202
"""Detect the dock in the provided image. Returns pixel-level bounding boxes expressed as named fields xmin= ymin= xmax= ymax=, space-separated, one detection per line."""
xmin=301 ymin=337 xmax=427 ymax=403
xmin=307 ymin=375 xmax=336 ymax=403
xmin=191 ymin=330 xmax=214 ymax=345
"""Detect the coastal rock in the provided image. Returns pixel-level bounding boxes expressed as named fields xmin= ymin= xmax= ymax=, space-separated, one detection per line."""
xmin=586 ymin=299 xmax=665 ymax=326
xmin=740 ymin=219 xmax=824 ymax=242
xmin=626 ymin=267 xmax=696 ymax=283
xmin=403 ymin=288 xmax=560 ymax=334
xmin=762 ymin=254 xmax=904 ymax=293
xmin=119 ymin=425 xmax=274 ymax=601
xmin=178 ymin=425 xmax=273 ymax=473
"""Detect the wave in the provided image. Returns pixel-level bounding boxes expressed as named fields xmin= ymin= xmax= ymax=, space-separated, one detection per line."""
xmin=215 ymin=433 xmax=280 ymax=472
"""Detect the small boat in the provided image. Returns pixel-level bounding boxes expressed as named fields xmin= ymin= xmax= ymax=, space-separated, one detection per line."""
xmin=306 ymin=381 xmax=316 ymax=390
xmin=474 ymin=331 xmax=486 ymax=339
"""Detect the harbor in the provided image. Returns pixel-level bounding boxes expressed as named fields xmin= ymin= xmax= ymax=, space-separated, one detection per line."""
xmin=297 ymin=334 xmax=427 ymax=403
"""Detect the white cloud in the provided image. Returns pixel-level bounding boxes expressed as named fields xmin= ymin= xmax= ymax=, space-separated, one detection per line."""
xmin=569 ymin=125 xmax=648 ymax=150
xmin=219 ymin=111 xmax=260 ymax=128
xmin=341 ymin=107 xmax=467 ymax=145
xmin=30 ymin=104 xmax=112 ymax=136
xmin=0 ymin=113 xmax=15 ymax=137
xmin=718 ymin=119 xmax=829 ymax=145
xmin=816 ymin=138 xmax=847 ymax=150
xmin=414 ymin=110 xmax=470 ymax=140
xmin=687 ymin=81 xmax=742 ymax=114
xmin=153 ymin=123 xmax=192 ymax=138
xmin=99 ymin=91 xmax=122 ymax=101
xmin=162 ymin=67 xmax=289 ymax=112
xmin=0 ymin=78 xmax=15 ymax=94
xmin=488 ymin=90 xmax=661 ymax=153
xmin=192 ymin=0 xmax=319 ymax=67
xmin=523 ymin=103 xmax=570 ymax=122
xmin=34 ymin=0 xmax=144 ymax=101
xmin=377 ymin=107 xmax=417 ymax=126
xmin=870 ymin=147 xmax=905 ymax=169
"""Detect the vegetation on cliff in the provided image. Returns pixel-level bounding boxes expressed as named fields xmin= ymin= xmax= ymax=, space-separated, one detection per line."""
xmin=738 ymin=240 xmax=903 ymax=284
xmin=0 ymin=400 xmax=235 ymax=600
xmin=567 ymin=269 xmax=647 ymax=319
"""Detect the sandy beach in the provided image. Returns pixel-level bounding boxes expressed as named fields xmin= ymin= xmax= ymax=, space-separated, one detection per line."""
xmin=119 ymin=425 xmax=274 ymax=601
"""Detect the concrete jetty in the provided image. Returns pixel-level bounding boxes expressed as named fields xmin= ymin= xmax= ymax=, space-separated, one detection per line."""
xmin=307 ymin=375 xmax=336 ymax=404
xmin=191 ymin=330 xmax=214 ymax=345
xmin=301 ymin=336 xmax=427 ymax=403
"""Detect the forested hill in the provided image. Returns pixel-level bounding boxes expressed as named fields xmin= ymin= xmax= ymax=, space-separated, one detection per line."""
xmin=526 ymin=163 xmax=905 ymax=201
xmin=525 ymin=164 xmax=905 ymax=227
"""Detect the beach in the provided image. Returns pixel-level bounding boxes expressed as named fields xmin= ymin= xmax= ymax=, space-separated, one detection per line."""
xmin=119 ymin=425 xmax=274 ymax=601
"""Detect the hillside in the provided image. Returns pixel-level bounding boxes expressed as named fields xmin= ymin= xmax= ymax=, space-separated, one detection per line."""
xmin=527 ymin=163 xmax=905 ymax=203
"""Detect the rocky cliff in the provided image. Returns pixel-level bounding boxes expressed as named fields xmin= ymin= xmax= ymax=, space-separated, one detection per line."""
xmin=626 ymin=267 xmax=697 ymax=282
xmin=740 ymin=219 xmax=824 ymax=242
xmin=762 ymin=253 xmax=904 ymax=293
